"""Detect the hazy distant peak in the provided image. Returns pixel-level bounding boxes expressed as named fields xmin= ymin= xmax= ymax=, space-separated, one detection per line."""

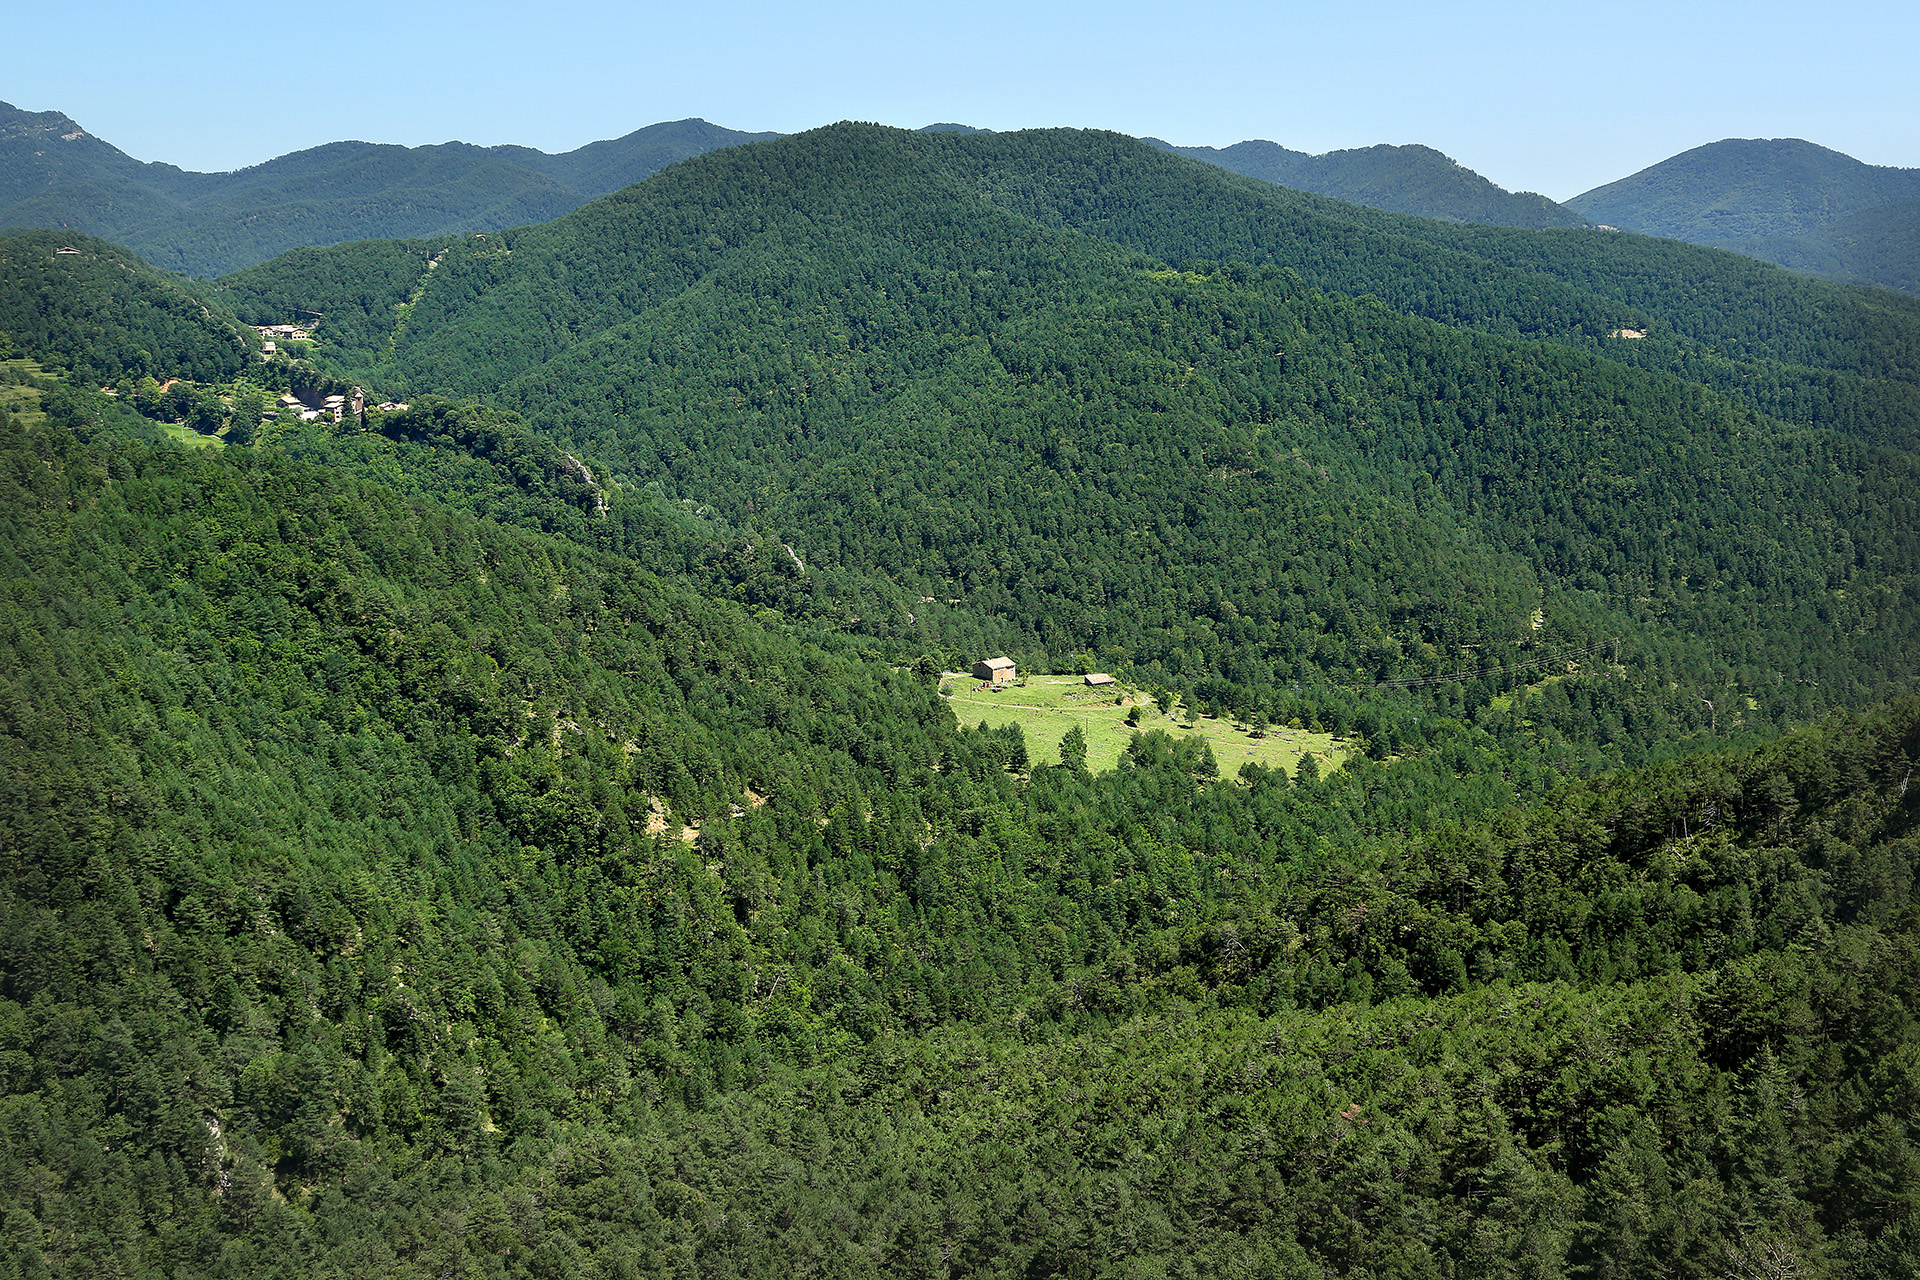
xmin=919 ymin=123 xmax=993 ymax=134
xmin=0 ymin=100 xmax=90 ymax=141
xmin=1671 ymin=136 xmax=1871 ymax=165
xmin=1151 ymin=133 xmax=1587 ymax=230
xmin=1568 ymin=136 xmax=1918 ymax=219
xmin=1566 ymin=135 xmax=1920 ymax=249
xmin=0 ymin=108 xmax=780 ymax=276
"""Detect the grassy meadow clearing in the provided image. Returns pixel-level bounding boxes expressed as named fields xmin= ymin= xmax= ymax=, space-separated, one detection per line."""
xmin=941 ymin=672 xmax=1349 ymax=776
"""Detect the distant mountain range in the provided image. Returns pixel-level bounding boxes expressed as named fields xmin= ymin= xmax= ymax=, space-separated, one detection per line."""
xmin=930 ymin=126 xmax=1589 ymax=230
xmin=1568 ymin=138 xmax=1920 ymax=294
xmin=0 ymin=101 xmax=776 ymax=277
xmin=1146 ymin=138 xmax=1589 ymax=230
xmin=5 ymin=102 xmax=1915 ymax=294
xmin=0 ymin=105 xmax=1604 ymax=277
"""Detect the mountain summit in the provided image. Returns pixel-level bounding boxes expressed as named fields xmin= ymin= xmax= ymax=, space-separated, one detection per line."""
xmin=1146 ymin=137 xmax=1588 ymax=229
xmin=1568 ymin=137 xmax=1920 ymax=293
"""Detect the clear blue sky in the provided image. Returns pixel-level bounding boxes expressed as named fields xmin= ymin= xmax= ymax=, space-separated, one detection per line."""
xmin=10 ymin=0 xmax=1916 ymax=200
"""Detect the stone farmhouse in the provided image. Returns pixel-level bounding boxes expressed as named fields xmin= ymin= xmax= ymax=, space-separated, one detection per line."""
xmin=972 ymin=656 xmax=1016 ymax=685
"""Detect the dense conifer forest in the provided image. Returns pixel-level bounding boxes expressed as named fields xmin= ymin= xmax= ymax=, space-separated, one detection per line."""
xmin=3 ymin=123 xmax=1919 ymax=1278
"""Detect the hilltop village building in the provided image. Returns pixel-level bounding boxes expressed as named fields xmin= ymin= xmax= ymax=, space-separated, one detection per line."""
xmin=972 ymin=657 xmax=1016 ymax=686
xmin=275 ymin=386 xmax=365 ymax=423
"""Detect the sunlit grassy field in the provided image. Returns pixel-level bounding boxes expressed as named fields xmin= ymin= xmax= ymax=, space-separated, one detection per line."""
xmin=0 ymin=359 xmax=51 ymax=428
xmin=158 ymin=420 xmax=226 ymax=448
xmin=941 ymin=673 xmax=1349 ymax=775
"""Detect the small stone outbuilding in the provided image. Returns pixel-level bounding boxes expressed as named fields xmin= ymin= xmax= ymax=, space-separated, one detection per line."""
xmin=972 ymin=656 xmax=1016 ymax=685
xmin=1083 ymin=673 xmax=1116 ymax=687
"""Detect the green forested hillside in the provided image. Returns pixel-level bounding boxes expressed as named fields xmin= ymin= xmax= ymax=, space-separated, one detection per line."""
xmin=223 ymin=125 xmax=1920 ymax=443
xmin=912 ymin=130 xmax=1920 ymax=402
xmin=1150 ymin=136 xmax=1589 ymax=229
xmin=0 ymin=230 xmax=259 ymax=383
xmin=215 ymin=235 xmax=460 ymax=366
xmin=4 ymin=392 xmax=1919 ymax=1274
xmin=217 ymin=124 xmax=1920 ymax=767
xmin=7 ymin=123 xmax=1920 ymax=1279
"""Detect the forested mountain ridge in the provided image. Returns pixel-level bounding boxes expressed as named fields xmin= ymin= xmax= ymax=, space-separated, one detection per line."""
xmin=925 ymin=131 xmax=1920 ymax=396
xmin=219 ymin=123 xmax=1920 ymax=772
xmin=0 ymin=100 xmax=777 ymax=277
xmin=1148 ymin=135 xmax=1589 ymax=229
xmin=1568 ymin=137 xmax=1920 ymax=295
xmin=224 ymin=124 xmax=1920 ymax=443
